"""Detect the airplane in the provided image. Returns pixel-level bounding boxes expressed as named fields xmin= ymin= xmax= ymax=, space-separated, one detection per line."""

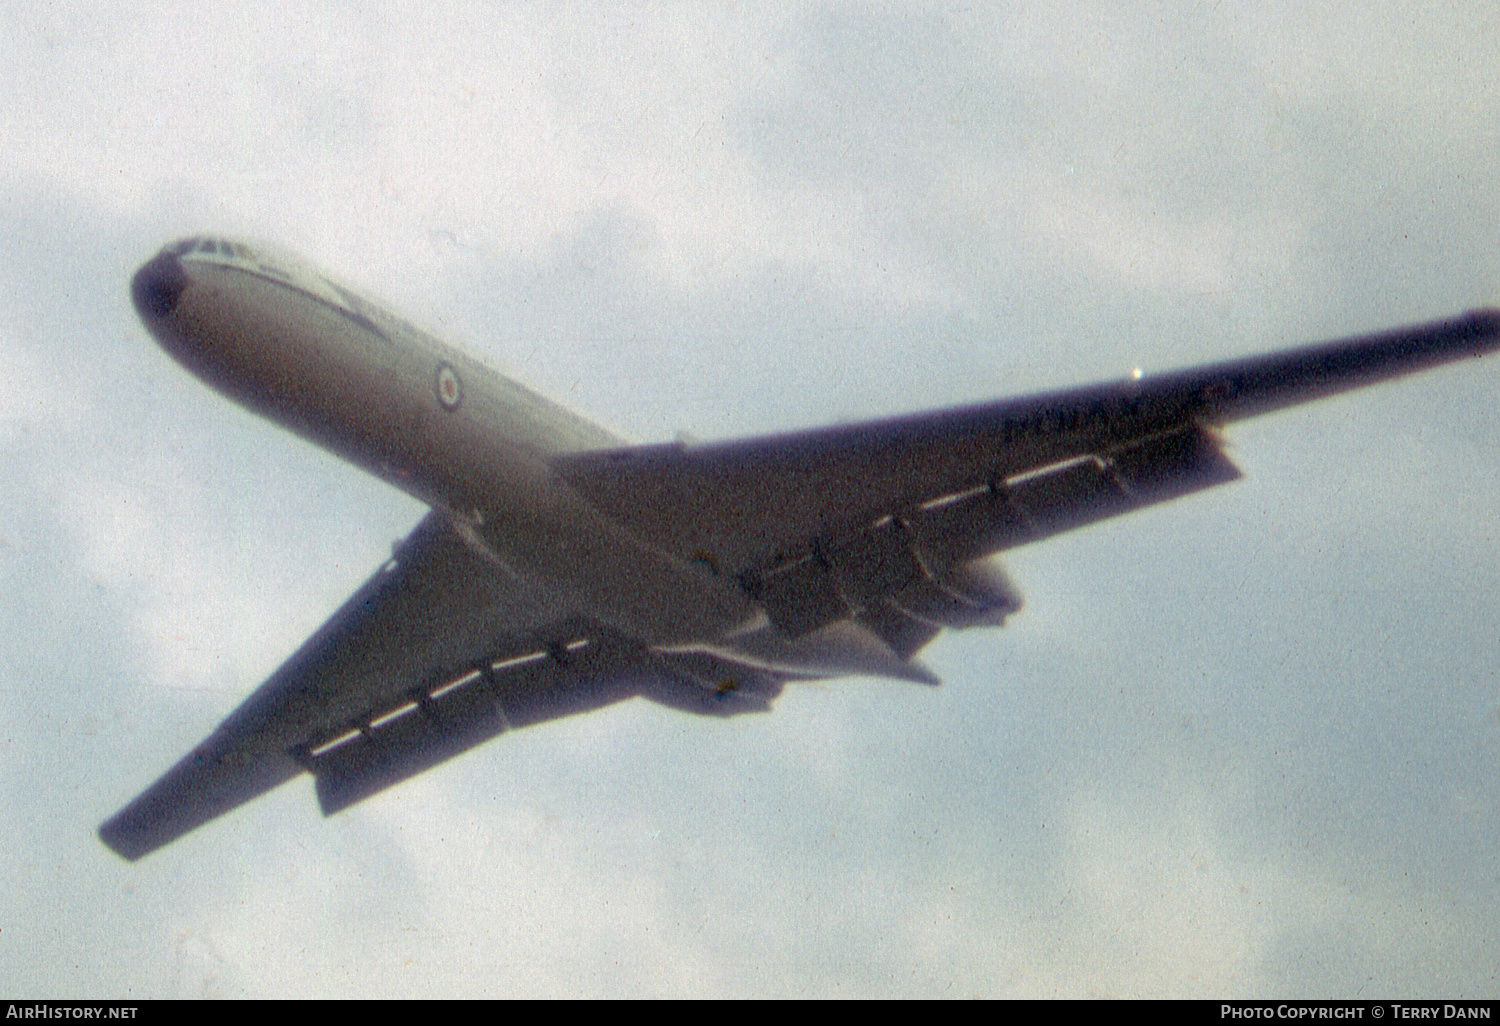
xmin=100 ymin=233 xmax=1500 ymax=860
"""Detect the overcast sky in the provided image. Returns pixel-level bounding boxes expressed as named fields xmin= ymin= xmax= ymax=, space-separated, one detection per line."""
xmin=2 ymin=1 xmax=1498 ymax=998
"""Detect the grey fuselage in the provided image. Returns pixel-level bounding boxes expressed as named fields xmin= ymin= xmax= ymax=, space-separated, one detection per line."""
xmin=131 ymin=237 xmax=761 ymax=649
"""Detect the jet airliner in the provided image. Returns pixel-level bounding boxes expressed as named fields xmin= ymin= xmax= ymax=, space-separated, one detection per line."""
xmin=101 ymin=234 xmax=1500 ymax=860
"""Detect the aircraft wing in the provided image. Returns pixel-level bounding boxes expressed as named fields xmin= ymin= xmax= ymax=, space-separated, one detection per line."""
xmin=98 ymin=511 xmax=773 ymax=861
xmin=555 ymin=310 xmax=1500 ymax=638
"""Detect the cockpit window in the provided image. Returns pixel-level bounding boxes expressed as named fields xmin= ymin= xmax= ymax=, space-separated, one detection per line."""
xmin=169 ymin=237 xmax=260 ymax=261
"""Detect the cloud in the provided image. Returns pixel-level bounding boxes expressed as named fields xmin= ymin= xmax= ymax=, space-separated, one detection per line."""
xmin=1 ymin=0 xmax=1497 ymax=998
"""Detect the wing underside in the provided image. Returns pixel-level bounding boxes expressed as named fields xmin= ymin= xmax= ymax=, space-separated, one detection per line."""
xmin=555 ymin=311 xmax=1500 ymax=577
xmin=99 ymin=514 xmax=787 ymax=860
xmin=553 ymin=310 xmax=1500 ymax=647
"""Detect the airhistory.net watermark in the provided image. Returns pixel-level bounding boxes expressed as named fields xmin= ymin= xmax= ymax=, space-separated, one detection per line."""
xmin=5 ymin=1007 xmax=137 ymax=1019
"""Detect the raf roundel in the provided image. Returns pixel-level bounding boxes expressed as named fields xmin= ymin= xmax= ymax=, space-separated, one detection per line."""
xmin=436 ymin=362 xmax=462 ymax=411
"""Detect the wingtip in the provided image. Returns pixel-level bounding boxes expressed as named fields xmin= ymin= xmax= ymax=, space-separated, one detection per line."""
xmin=97 ymin=817 xmax=150 ymax=862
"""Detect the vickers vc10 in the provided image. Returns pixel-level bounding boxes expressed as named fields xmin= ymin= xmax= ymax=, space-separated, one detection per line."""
xmin=101 ymin=234 xmax=1500 ymax=859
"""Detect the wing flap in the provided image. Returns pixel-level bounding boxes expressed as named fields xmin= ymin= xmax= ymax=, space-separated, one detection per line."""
xmin=912 ymin=421 xmax=1243 ymax=562
xmin=737 ymin=424 xmax=1237 ymax=639
xmin=308 ymin=628 xmax=646 ymax=815
xmin=309 ymin=633 xmax=803 ymax=815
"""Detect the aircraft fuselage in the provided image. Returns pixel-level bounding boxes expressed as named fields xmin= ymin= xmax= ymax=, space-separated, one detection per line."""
xmin=132 ymin=238 xmax=756 ymax=647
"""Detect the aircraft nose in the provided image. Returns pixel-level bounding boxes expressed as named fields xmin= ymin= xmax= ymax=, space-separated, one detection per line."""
xmin=131 ymin=251 xmax=188 ymax=320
